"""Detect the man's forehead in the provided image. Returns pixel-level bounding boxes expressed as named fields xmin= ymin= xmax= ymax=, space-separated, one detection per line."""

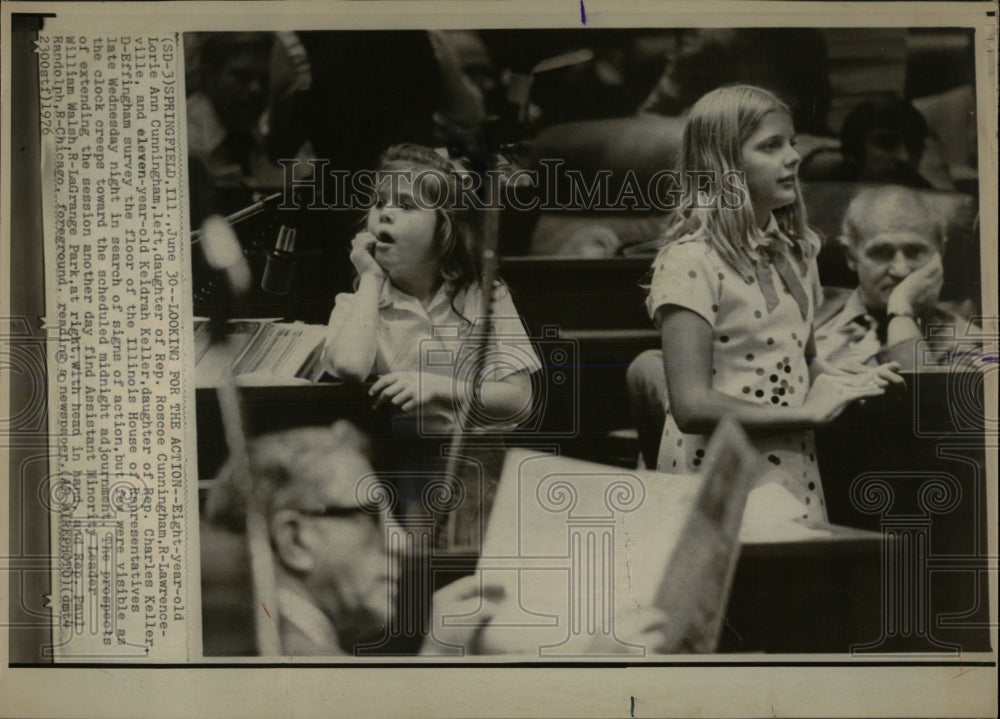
xmin=854 ymin=199 xmax=938 ymax=244
xmin=862 ymin=230 xmax=936 ymax=248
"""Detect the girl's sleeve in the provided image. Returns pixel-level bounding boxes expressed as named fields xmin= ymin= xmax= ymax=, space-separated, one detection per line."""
xmin=477 ymin=286 xmax=543 ymax=381
xmin=646 ymin=241 xmax=721 ymax=329
xmin=326 ymin=292 xmax=356 ymax=329
xmin=322 ymin=291 xmax=369 ymax=373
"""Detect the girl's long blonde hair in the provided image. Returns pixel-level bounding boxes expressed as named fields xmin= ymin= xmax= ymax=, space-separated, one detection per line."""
xmin=660 ymin=85 xmax=817 ymax=276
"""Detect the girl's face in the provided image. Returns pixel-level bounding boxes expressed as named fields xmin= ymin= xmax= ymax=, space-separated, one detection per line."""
xmin=367 ymin=173 xmax=440 ymax=287
xmin=740 ymin=111 xmax=801 ymax=225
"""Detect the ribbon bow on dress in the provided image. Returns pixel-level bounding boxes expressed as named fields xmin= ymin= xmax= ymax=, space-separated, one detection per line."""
xmin=753 ymin=227 xmax=811 ymax=321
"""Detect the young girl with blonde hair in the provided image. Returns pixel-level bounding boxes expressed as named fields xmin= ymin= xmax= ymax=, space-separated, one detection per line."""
xmin=647 ymin=85 xmax=898 ymax=520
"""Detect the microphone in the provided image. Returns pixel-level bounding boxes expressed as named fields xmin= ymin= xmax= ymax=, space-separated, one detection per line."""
xmin=261 ymin=225 xmax=297 ymax=296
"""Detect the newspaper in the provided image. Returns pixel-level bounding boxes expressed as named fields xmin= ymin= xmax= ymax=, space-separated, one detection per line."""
xmin=1 ymin=2 xmax=997 ymax=717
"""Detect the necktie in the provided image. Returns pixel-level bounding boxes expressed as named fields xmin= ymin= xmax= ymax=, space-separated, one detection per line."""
xmin=755 ymin=238 xmax=810 ymax=321
xmin=823 ymin=312 xmax=879 ymax=365
xmin=873 ymin=311 xmax=891 ymax=344
xmin=844 ymin=313 xmax=876 ymax=342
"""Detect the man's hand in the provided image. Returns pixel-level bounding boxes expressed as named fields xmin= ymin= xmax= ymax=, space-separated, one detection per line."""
xmin=887 ymin=251 xmax=943 ymax=316
xmin=424 ymin=575 xmax=506 ymax=655
xmin=428 ymin=30 xmax=487 ymax=129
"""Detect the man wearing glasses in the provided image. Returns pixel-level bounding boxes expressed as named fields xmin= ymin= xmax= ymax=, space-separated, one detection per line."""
xmin=204 ymin=421 xmax=397 ymax=656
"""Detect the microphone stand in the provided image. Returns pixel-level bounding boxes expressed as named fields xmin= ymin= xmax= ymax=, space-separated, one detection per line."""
xmin=441 ymin=134 xmax=504 ymax=550
xmin=197 ymin=216 xmax=282 ymax=656
xmin=189 ymin=192 xmax=283 ymax=245
xmin=438 ymin=51 xmax=594 ymax=546
xmin=191 ymin=192 xmax=288 ymax=308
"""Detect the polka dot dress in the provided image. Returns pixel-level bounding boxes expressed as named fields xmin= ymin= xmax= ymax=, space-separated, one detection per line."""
xmin=646 ymin=231 xmax=827 ymax=523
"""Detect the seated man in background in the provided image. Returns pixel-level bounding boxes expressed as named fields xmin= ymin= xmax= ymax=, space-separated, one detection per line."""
xmin=799 ymin=95 xmax=956 ymax=190
xmin=837 ymin=97 xmax=934 ymax=187
xmin=814 ymin=185 xmax=979 ymax=369
xmin=187 ymin=32 xmax=313 ymax=199
xmin=204 ymin=421 xmax=397 ymax=656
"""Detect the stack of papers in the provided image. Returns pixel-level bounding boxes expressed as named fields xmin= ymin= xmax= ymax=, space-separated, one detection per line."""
xmin=194 ymin=319 xmax=327 ymax=387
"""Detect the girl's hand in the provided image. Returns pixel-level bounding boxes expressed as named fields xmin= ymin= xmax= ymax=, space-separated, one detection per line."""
xmin=801 ymin=373 xmax=886 ymax=425
xmin=821 ymin=359 xmax=905 ymax=388
xmin=350 ymin=232 xmax=384 ymax=279
xmin=856 ymin=361 xmax=905 ymax=387
xmin=369 ymin=372 xmax=454 ymax=412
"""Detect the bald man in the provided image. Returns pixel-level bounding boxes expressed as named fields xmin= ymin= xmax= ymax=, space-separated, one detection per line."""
xmin=814 ymin=185 xmax=976 ymax=370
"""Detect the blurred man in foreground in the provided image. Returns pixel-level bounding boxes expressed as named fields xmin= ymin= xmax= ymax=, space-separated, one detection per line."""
xmin=203 ymin=420 xmax=678 ymax=656
xmin=204 ymin=421 xmax=396 ymax=655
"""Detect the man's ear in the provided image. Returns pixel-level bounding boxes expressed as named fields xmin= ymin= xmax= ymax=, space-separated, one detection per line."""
xmin=838 ymin=236 xmax=858 ymax=272
xmin=270 ymin=510 xmax=315 ymax=575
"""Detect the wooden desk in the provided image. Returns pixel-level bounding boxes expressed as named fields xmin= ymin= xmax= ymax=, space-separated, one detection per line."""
xmin=500 ymin=256 xmax=658 ymax=460
xmin=195 ymin=370 xmax=991 ymax=656
xmin=814 ymin=370 xmax=990 ymax=653
xmin=722 ymin=535 xmax=885 ymax=653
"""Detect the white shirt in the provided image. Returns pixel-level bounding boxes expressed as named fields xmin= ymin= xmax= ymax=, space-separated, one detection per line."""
xmin=327 ymin=279 xmax=542 ymax=433
xmin=814 ymin=289 xmax=882 ymax=365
